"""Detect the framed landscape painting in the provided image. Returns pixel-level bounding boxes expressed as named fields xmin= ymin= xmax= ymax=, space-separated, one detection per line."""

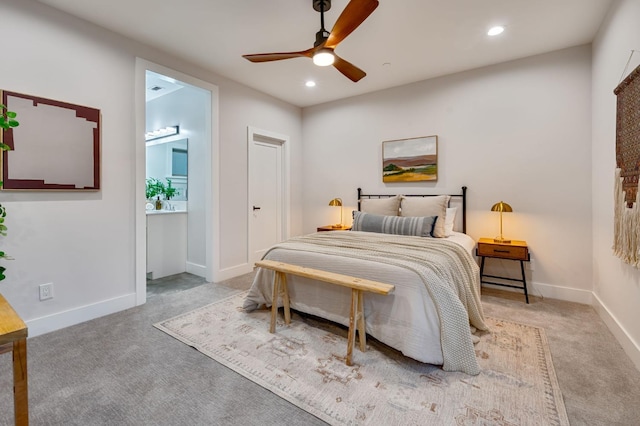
xmin=382 ymin=135 xmax=438 ymax=182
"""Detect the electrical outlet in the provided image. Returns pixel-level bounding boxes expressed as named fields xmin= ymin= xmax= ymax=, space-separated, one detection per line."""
xmin=529 ymin=258 xmax=535 ymax=271
xmin=39 ymin=283 xmax=53 ymax=301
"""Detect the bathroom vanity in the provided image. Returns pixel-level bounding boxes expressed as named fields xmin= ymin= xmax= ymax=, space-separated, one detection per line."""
xmin=146 ymin=210 xmax=187 ymax=280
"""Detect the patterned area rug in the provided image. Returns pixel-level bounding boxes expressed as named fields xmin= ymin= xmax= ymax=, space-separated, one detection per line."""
xmin=155 ymin=292 xmax=569 ymax=425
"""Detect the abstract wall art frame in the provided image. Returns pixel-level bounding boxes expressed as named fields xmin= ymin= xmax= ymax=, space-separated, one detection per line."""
xmin=382 ymin=135 xmax=438 ymax=182
xmin=0 ymin=90 xmax=101 ymax=191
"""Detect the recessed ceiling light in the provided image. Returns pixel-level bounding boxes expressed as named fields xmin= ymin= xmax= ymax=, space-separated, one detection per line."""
xmin=305 ymin=81 xmax=316 ymax=87
xmin=488 ymin=26 xmax=505 ymax=36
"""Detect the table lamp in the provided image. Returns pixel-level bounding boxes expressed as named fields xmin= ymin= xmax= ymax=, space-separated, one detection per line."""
xmin=491 ymin=201 xmax=513 ymax=243
xmin=328 ymin=198 xmax=343 ymax=228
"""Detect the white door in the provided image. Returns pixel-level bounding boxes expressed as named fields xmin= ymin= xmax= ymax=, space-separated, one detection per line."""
xmin=248 ymin=128 xmax=289 ymax=264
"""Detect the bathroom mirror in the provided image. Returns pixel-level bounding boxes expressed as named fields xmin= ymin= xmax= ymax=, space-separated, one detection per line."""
xmin=146 ymin=137 xmax=188 ymax=201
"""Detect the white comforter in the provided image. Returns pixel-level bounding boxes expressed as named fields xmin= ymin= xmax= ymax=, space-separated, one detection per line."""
xmin=243 ymin=231 xmax=488 ymax=375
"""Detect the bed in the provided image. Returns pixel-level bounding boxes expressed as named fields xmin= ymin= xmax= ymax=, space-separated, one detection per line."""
xmin=243 ymin=187 xmax=488 ymax=375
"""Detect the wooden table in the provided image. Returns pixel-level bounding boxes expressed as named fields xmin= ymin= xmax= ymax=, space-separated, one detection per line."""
xmin=0 ymin=294 xmax=29 ymax=425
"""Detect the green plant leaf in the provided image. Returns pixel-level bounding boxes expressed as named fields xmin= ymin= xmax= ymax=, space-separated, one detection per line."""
xmin=0 ymin=143 xmax=11 ymax=151
xmin=8 ymin=119 xmax=19 ymax=127
xmin=6 ymin=111 xmax=16 ymax=118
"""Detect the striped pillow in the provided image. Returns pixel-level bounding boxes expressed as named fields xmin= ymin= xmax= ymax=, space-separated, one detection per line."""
xmin=352 ymin=211 xmax=436 ymax=237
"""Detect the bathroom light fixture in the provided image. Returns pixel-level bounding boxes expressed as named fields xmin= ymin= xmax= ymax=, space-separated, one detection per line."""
xmin=305 ymin=80 xmax=317 ymax=87
xmin=488 ymin=26 xmax=505 ymax=36
xmin=490 ymin=201 xmax=513 ymax=243
xmin=328 ymin=198 xmax=343 ymax=228
xmin=145 ymin=125 xmax=179 ymax=141
xmin=313 ymin=48 xmax=335 ymax=66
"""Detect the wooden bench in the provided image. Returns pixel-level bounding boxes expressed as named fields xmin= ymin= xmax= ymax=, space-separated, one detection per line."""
xmin=0 ymin=294 xmax=29 ymax=426
xmin=254 ymin=259 xmax=395 ymax=366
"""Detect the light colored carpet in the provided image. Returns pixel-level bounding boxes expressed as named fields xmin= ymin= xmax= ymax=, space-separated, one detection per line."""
xmin=155 ymin=291 xmax=569 ymax=426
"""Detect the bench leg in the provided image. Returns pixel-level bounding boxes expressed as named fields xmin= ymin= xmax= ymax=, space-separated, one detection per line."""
xmin=281 ymin=273 xmax=291 ymax=325
xmin=270 ymin=272 xmax=291 ymax=333
xmin=356 ymin=290 xmax=366 ymax=352
xmin=269 ymin=272 xmax=280 ymax=333
xmin=346 ymin=289 xmax=366 ymax=366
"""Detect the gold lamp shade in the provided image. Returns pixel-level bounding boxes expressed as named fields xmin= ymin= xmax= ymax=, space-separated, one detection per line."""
xmin=329 ymin=198 xmax=343 ymax=228
xmin=491 ymin=201 xmax=513 ymax=243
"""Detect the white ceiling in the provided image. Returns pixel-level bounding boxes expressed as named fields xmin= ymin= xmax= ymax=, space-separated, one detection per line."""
xmin=37 ymin=0 xmax=612 ymax=108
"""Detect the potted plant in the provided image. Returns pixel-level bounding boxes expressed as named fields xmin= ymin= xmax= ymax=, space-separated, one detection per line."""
xmin=145 ymin=177 xmax=165 ymax=200
xmin=0 ymin=103 xmax=19 ymax=282
xmin=163 ymin=178 xmax=179 ymax=200
xmin=145 ymin=178 xmax=166 ymax=210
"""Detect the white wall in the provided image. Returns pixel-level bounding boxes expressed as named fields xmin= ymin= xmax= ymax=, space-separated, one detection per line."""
xmin=592 ymin=0 xmax=640 ymax=370
xmin=302 ymin=45 xmax=593 ymax=303
xmin=217 ymin=82 xmax=303 ymax=278
xmin=0 ymin=0 xmax=302 ymax=336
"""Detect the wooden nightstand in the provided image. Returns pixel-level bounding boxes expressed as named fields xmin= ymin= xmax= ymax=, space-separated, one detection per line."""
xmin=317 ymin=225 xmax=352 ymax=232
xmin=476 ymin=238 xmax=530 ymax=303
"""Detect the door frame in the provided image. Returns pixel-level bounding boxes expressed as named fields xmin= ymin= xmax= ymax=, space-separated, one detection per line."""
xmin=247 ymin=126 xmax=290 ymax=265
xmin=135 ymin=58 xmax=220 ymax=305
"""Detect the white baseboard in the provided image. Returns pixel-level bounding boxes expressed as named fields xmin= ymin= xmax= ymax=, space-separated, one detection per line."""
xmin=26 ymin=293 xmax=137 ymax=338
xmin=186 ymin=261 xmax=206 ymax=278
xmin=216 ymin=262 xmax=253 ymax=282
xmin=530 ymin=281 xmax=593 ymax=304
xmin=592 ymin=293 xmax=640 ymax=372
xmin=482 ymin=280 xmax=593 ymax=305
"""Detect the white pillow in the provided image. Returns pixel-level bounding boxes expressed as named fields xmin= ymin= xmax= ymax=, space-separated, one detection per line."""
xmin=444 ymin=207 xmax=457 ymax=236
xmin=400 ymin=195 xmax=450 ymax=238
xmin=360 ymin=195 xmax=402 ymax=216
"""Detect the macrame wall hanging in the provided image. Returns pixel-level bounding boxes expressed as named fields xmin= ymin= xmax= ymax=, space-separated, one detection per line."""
xmin=613 ymin=52 xmax=640 ymax=267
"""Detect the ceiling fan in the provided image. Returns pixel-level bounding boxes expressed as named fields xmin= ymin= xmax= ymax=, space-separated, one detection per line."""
xmin=242 ymin=0 xmax=379 ymax=82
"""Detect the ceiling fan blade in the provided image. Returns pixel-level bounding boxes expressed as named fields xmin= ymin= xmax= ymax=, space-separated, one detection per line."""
xmin=325 ymin=0 xmax=379 ymax=49
xmin=333 ymin=54 xmax=366 ymax=82
xmin=243 ymin=48 xmax=314 ymax=63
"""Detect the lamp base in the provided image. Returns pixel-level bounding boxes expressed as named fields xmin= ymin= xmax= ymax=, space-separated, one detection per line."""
xmin=494 ymin=237 xmax=511 ymax=244
xmin=332 ymin=224 xmax=343 ymax=228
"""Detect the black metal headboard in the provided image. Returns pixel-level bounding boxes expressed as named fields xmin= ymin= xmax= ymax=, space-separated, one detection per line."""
xmin=357 ymin=186 xmax=468 ymax=234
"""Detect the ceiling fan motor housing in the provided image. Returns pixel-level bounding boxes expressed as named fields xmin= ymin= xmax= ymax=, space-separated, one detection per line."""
xmin=315 ymin=29 xmax=331 ymax=47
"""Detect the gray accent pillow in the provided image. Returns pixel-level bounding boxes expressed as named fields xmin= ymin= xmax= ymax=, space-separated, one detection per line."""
xmin=352 ymin=211 xmax=436 ymax=237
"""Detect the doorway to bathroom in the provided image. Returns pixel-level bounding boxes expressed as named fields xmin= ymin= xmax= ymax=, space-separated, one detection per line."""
xmin=135 ymin=59 xmax=219 ymax=305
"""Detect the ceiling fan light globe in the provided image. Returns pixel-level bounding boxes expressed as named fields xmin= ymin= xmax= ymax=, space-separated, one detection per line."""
xmin=313 ymin=50 xmax=335 ymax=66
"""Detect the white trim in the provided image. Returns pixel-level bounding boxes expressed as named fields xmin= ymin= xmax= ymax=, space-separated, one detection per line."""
xmin=247 ymin=127 xmax=291 ymax=266
xmin=593 ymin=292 xmax=640 ymax=372
xmin=217 ymin=263 xmax=255 ymax=282
xmin=26 ymin=293 xmax=137 ymax=338
xmin=134 ymin=60 xmax=148 ymax=306
xmin=482 ymin=280 xmax=593 ymax=305
xmin=529 ymin=281 xmax=593 ymax=304
xmin=135 ymin=58 xmax=220 ymax=303
xmin=186 ymin=261 xmax=206 ymax=278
